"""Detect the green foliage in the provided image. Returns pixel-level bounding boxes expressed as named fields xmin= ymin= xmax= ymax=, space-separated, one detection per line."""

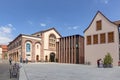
xmin=103 ymin=53 xmax=113 ymax=65
xmin=4 ymin=52 xmax=7 ymax=57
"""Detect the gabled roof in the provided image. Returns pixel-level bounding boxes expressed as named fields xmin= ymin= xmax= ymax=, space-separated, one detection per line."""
xmin=32 ymin=27 xmax=62 ymax=37
xmin=62 ymin=34 xmax=84 ymax=38
xmin=84 ymin=11 xmax=118 ymax=33
xmin=114 ymin=20 xmax=120 ymax=26
xmin=8 ymin=34 xmax=41 ymax=46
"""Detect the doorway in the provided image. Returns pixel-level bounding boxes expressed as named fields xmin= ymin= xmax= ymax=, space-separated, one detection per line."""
xmin=50 ymin=53 xmax=55 ymax=62
xmin=45 ymin=56 xmax=48 ymax=62
xmin=36 ymin=55 xmax=39 ymax=62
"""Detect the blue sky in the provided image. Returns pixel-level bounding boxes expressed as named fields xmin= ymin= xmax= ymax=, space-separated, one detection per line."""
xmin=0 ymin=0 xmax=120 ymax=44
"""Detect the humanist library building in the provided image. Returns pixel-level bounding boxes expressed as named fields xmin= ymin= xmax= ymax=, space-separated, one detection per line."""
xmin=8 ymin=28 xmax=85 ymax=64
xmin=8 ymin=28 xmax=61 ymax=62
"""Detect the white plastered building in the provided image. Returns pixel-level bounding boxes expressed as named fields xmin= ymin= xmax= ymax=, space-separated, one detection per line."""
xmin=84 ymin=11 xmax=119 ymax=66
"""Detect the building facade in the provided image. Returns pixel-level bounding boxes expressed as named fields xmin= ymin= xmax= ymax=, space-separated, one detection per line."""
xmin=0 ymin=45 xmax=8 ymax=60
xmin=0 ymin=46 xmax=2 ymax=60
xmin=8 ymin=28 xmax=61 ymax=62
xmin=84 ymin=11 xmax=119 ymax=66
xmin=56 ymin=35 xmax=84 ymax=64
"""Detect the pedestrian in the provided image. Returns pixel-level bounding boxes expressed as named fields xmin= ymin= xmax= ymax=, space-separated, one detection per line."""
xmin=9 ymin=57 xmax=12 ymax=65
xmin=12 ymin=63 xmax=19 ymax=78
xmin=20 ymin=57 xmax=22 ymax=63
xmin=97 ymin=59 xmax=101 ymax=68
xmin=23 ymin=59 xmax=25 ymax=63
xmin=26 ymin=58 xmax=28 ymax=64
xmin=99 ymin=60 xmax=103 ymax=68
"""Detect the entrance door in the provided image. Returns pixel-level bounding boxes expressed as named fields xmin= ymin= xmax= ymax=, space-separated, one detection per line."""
xmin=50 ymin=53 xmax=55 ymax=62
xmin=45 ymin=56 xmax=48 ymax=62
xmin=36 ymin=55 xmax=39 ymax=62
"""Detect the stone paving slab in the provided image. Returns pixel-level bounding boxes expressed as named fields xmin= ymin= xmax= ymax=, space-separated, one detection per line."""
xmin=20 ymin=63 xmax=120 ymax=80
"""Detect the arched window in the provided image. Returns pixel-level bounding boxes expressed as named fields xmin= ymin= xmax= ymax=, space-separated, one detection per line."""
xmin=26 ymin=43 xmax=31 ymax=52
xmin=49 ymin=34 xmax=56 ymax=48
xmin=37 ymin=45 xmax=39 ymax=49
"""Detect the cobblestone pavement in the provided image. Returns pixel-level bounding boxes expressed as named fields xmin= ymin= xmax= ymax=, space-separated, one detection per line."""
xmin=21 ymin=63 xmax=120 ymax=80
xmin=0 ymin=60 xmax=18 ymax=80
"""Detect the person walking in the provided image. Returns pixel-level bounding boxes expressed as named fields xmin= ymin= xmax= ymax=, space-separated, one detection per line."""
xmin=20 ymin=57 xmax=22 ymax=63
xmin=97 ymin=59 xmax=101 ymax=68
xmin=99 ymin=60 xmax=103 ymax=68
xmin=26 ymin=58 xmax=28 ymax=64
xmin=9 ymin=57 xmax=12 ymax=65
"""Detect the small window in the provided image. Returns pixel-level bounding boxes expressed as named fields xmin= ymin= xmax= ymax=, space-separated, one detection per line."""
xmin=37 ymin=45 xmax=39 ymax=49
xmin=93 ymin=34 xmax=98 ymax=44
xmin=87 ymin=36 xmax=91 ymax=45
xmin=96 ymin=20 xmax=102 ymax=30
xmin=37 ymin=35 xmax=40 ymax=37
xmin=100 ymin=33 xmax=106 ymax=44
xmin=108 ymin=32 xmax=114 ymax=43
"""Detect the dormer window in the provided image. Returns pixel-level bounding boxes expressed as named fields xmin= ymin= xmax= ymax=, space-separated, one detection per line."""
xmin=96 ymin=20 xmax=102 ymax=30
xmin=37 ymin=34 xmax=40 ymax=37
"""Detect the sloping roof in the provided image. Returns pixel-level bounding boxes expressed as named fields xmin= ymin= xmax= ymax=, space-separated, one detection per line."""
xmin=114 ymin=20 xmax=120 ymax=26
xmin=0 ymin=45 xmax=7 ymax=49
xmin=84 ymin=11 xmax=118 ymax=33
xmin=32 ymin=27 xmax=62 ymax=37
xmin=8 ymin=34 xmax=41 ymax=46
xmin=62 ymin=34 xmax=84 ymax=38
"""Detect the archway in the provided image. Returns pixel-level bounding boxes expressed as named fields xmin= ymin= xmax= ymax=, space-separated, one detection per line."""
xmin=50 ymin=53 xmax=55 ymax=62
xmin=45 ymin=56 xmax=48 ymax=62
xmin=36 ymin=55 xmax=39 ymax=62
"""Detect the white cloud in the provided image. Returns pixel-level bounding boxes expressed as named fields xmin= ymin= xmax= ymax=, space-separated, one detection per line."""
xmin=0 ymin=24 xmax=15 ymax=45
xmin=40 ymin=23 xmax=46 ymax=27
xmin=73 ymin=26 xmax=79 ymax=29
xmin=68 ymin=26 xmax=79 ymax=30
xmin=104 ymin=0 xmax=109 ymax=4
xmin=68 ymin=27 xmax=72 ymax=29
xmin=95 ymin=0 xmax=110 ymax=4
xmin=100 ymin=0 xmax=110 ymax=4
xmin=28 ymin=21 xmax=33 ymax=25
xmin=102 ymin=0 xmax=109 ymax=4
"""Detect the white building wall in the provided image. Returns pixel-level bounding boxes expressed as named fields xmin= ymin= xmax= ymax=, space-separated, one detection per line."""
xmin=25 ymin=41 xmax=32 ymax=60
xmin=42 ymin=29 xmax=61 ymax=61
xmin=44 ymin=50 xmax=56 ymax=61
xmin=43 ymin=29 xmax=61 ymax=50
xmin=85 ymin=13 xmax=119 ymax=66
xmin=0 ymin=48 xmax=2 ymax=59
xmin=35 ymin=43 xmax=41 ymax=61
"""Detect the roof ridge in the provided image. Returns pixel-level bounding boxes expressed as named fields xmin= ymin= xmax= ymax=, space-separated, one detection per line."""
xmin=32 ymin=27 xmax=62 ymax=37
xmin=84 ymin=10 xmax=118 ymax=33
xmin=31 ymin=27 xmax=55 ymax=35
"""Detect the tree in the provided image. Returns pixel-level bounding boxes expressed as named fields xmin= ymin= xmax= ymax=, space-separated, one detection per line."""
xmin=4 ymin=52 xmax=8 ymax=59
xmin=103 ymin=53 xmax=113 ymax=67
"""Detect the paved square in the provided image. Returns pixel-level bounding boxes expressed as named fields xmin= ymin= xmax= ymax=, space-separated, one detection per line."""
xmin=22 ymin=63 xmax=120 ymax=80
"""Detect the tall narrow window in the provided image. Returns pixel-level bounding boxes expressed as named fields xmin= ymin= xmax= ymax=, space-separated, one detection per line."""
xmin=96 ymin=20 xmax=102 ymax=30
xmin=87 ymin=36 xmax=91 ymax=45
xmin=100 ymin=33 xmax=106 ymax=44
xmin=108 ymin=32 xmax=114 ymax=43
xmin=37 ymin=45 xmax=39 ymax=49
xmin=93 ymin=34 xmax=98 ymax=44
xmin=26 ymin=43 xmax=31 ymax=52
xmin=49 ymin=34 xmax=56 ymax=48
